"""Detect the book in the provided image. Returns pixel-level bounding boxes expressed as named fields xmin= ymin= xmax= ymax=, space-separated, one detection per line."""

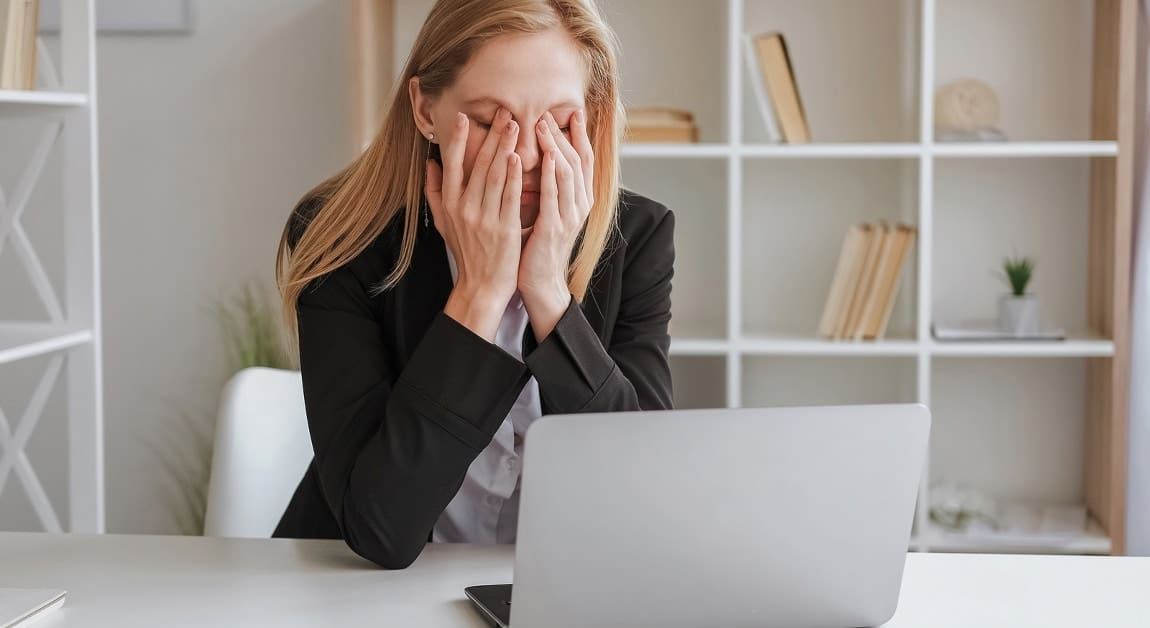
xmin=854 ymin=223 xmax=899 ymax=340
xmin=840 ymin=222 xmax=886 ymax=339
xmin=870 ymin=225 xmax=916 ymax=340
xmin=0 ymin=0 xmax=37 ymax=90
xmin=748 ymin=32 xmax=810 ymax=143
xmin=1 ymin=0 xmax=23 ymax=89
xmin=819 ymin=222 xmax=916 ymax=341
xmin=623 ymin=106 xmax=699 ymax=143
xmin=19 ymin=0 xmax=36 ymax=89
xmin=742 ymin=33 xmax=781 ymax=143
xmin=818 ymin=225 xmax=866 ymax=339
xmin=832 ymin=224 xmax=872 ymax=339
xmin=828 ymin=224 xmax=873 ymax=339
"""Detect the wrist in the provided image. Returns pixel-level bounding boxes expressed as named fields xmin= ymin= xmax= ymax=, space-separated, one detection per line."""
xmin=444 ymin=285 xmax=508 ymax=342
xmin=523 ymin=283 xmax=572 ymax=342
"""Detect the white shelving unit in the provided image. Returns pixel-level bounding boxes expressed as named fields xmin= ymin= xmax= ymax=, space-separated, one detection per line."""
xmin=611 ymin=0 xmax=1134 ymax=555
xmin=386 ymin=0 xmax=1134 ymax=555
xmin=0 ymin=1 xmax=103 ymax=533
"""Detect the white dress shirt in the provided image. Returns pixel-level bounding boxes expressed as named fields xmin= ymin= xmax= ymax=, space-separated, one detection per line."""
xmin=431 ymin=250 xmax=543 ymax=544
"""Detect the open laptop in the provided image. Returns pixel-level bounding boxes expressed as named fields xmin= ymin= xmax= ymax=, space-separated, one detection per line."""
xmin=465 ymin=403 xmax=930 ymax=628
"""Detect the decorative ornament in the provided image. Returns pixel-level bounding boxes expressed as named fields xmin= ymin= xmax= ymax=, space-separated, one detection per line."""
xmin=935 ymin=79 xmax=1007 ymax=142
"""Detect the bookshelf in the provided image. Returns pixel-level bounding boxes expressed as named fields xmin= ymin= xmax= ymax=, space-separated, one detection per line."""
xmin=377 ymin=0 xmax=1135 ymax=555
xmin=0 ymin=1 xmax=103 ymax=533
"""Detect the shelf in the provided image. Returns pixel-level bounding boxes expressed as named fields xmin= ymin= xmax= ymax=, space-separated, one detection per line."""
xmin=620 ymin=143 xmax=730 ymax=158
xmin=741 ymin=143 xmax=921 ymax=159
xmin=0 ymin=324 xmax=94 ymax=365
xmin=920 ymin=519 xmax=1111 ymax=555
xmin=669 ymin=338 xmax=730 ymax=355
xmin=0 ymin=90 xmax=89 ymax=117
xmin=737 ymin=335 xmax=920 ymax=356
xmin=619 ymin=142 xmax=1119 ymax=160
xmin=670 ymin=335 xmax=1112 ymax=358
xmin=929 ymin=334 xmax=1115 ymax=357
xmin=931 ymin=141 xmax=1118 ymax=158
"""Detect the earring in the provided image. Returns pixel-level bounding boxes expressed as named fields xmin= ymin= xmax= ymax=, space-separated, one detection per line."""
xmin=423 ymin=132 xmax=434 ymax=228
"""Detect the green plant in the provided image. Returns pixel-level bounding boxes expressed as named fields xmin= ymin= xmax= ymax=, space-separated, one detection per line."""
xmin=153 ymin=404 xmax=216 ymax=536
xmin=1001 ymin=255 xmax=1035 ymax=297
xmin=154 ymin=282 xmax=294 ymax=536
xmin=215 ymin=282 xmax=292 ymax=373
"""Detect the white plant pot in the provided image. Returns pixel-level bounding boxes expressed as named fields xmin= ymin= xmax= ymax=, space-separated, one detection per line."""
xmin=998 ymin=294 xmax=1040 ymax=336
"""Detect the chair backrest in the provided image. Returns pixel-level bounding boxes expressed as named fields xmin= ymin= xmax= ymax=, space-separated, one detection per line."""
xmin=203 ymin=367 xmax=312 ymax=538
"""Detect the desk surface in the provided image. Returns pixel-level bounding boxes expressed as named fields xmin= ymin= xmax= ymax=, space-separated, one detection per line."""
xmin=1 ymin=532 xmax=1148 ymax=627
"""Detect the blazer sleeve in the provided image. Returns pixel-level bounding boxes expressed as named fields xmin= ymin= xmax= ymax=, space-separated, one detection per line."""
xmin=295 ymin=263 xmax=530 ymax=569
xmin=524 ymin=209 xmax=675 ymax=412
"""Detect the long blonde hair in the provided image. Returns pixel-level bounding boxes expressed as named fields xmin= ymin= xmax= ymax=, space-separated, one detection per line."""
xmin=275 ymin=0 xmax=624 ymax=343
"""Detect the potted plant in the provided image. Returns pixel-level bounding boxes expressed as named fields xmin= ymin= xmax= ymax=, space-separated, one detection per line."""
xmin=153 ymin=282 xmax=293 ymax=535
xmin=998 ymin=255 xmax=1039 ymax=336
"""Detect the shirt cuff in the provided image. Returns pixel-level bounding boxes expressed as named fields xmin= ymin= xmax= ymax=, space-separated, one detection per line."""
xmin=524 ymin=299 xmax=615 ymax=412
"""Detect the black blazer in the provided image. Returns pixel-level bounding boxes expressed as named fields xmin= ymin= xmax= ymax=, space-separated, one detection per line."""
xmin=272 ymin=189 xmax=675 ymax=569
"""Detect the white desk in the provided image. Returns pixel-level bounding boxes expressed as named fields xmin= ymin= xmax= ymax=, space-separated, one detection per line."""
xmin=1 ymin=532 xmax=1147 ymax=627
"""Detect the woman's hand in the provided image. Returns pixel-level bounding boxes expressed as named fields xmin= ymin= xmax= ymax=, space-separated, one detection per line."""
xmin=426 ymin=108 xmax=523 ymax=342
xmin=520 ymin=110 xmax=594 ymax=341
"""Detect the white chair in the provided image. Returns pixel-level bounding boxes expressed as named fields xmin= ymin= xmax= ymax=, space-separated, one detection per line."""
xmin=203 ymin=367 xmax=313 ymax=538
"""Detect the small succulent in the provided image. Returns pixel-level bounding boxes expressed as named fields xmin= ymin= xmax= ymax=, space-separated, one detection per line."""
xmin=1001 ymin=255 xmax=1034 ymax=297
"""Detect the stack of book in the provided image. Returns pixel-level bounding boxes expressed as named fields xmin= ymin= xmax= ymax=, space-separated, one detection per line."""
xmin=818 ymin=222 xmax=917 ymax=341
xmin=744 ymin=31 xmax=810 ymax=143
xmin=623 ymin=106 xmax=699 ymax=143
xmin=0 ymin=0 xmax=40 ymax=90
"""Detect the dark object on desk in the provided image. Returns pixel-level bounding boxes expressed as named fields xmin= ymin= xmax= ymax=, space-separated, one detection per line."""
xmin=465 ymin=584 xmax=512 ymax=628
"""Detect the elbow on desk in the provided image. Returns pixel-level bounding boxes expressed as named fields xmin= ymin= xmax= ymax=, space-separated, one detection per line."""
xmin=340 ymin=509 xmax=426 ymax=570
xmin=344 ymin=528 xmax=425 ymax=570
xmin=350 ymin=541 xmax=423 ymax=570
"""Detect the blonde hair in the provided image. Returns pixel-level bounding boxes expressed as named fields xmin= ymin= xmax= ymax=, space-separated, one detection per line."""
xmin=275 ymin=0 xmax=624 ymax=345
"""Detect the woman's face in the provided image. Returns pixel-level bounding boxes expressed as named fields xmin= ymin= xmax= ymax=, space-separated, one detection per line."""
xmin=414 ymin=29 xmax=588 ymax=228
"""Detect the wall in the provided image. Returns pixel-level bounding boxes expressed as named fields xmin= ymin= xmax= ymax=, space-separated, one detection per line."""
xmin=0 ymin=0 xmax=351 ymax=533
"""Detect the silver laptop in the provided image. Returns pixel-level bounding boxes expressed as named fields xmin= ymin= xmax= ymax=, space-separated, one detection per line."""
xmin=465 ymin=403 xmax=930 ymax=628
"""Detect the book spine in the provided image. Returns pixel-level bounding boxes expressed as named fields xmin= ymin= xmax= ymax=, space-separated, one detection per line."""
xmin=834 ymin=224 xmax=874 ymax=339
xmin=742 ymin=33 xmax=781 ymax=143
xmin=20 ymin=0 xmax=38 ymax=89
xmin=1 ymin=0 xmax=26 ymax=89
xmin=875 ymin=227 xmax=916 ymax=340
xmin=818 ymin=227 xmax=861 ymax=338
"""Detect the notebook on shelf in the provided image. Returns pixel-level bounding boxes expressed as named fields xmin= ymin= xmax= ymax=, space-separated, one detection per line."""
xmin=0 ymin=589 xmax=66 ymax=627
xmin=932 ymin=319 xmax=1066 ymax=341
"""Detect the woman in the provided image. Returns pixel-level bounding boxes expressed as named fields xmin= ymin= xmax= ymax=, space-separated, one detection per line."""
xmin=273 ymin=0 xmax=675 ymax=569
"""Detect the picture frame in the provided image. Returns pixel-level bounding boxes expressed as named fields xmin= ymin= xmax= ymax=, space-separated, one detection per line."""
xmin=38 ymin=0 xmax=193 ymax=34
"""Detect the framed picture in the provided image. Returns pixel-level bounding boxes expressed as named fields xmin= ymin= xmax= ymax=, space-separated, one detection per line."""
xmin=39 ymin=0 xmax=193 ymax=34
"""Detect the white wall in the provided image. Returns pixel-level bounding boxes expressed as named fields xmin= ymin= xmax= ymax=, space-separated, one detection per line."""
xmin=0 ymin=0 xmax=351 ymax=533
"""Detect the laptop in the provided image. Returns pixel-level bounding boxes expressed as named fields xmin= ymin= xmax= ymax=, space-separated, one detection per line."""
xmin=0 ymin=589 xmax=66 ymax=627
xmin=465 ymin=403 xmax=930 ymax=628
